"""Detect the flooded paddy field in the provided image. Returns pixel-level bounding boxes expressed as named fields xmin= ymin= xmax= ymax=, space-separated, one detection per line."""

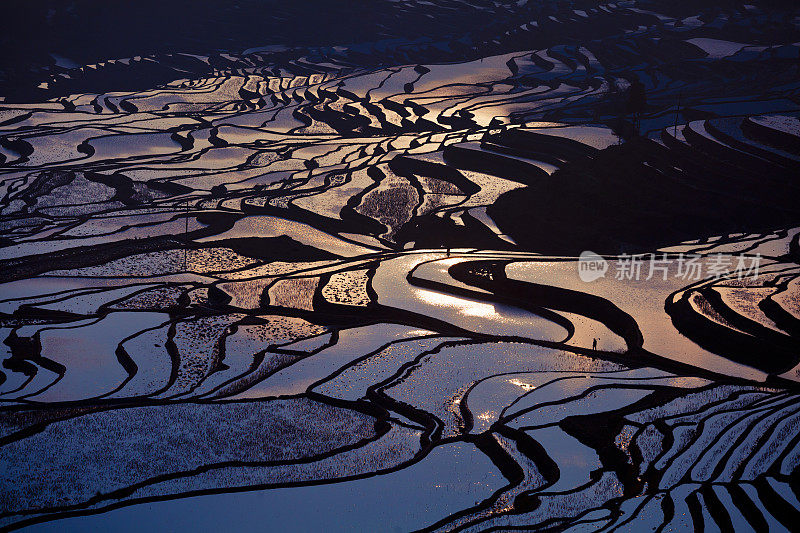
xmin=1 ymin=0 xmax=799 ymax=530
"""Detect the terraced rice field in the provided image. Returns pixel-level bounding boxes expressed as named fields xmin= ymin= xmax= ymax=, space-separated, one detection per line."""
xmin=1 ymin=0 xmax=799 ymax=530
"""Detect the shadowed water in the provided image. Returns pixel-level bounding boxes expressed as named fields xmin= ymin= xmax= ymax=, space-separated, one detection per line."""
xmin=1 ymin=0 xmax=800 ymax=531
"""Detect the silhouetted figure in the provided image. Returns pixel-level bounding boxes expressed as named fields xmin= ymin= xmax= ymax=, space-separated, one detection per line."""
xmin=592 ymin=338 xmax=598 ymax=350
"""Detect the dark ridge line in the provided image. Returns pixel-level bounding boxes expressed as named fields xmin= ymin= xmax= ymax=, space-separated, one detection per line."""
xmin=0 ymin=373 xmax=34 ymax=397
xmin=727 ymin=482 xmax=771 ymax=532
xmin=743 ymin=118 xmax=800 ymax=155
xmin=495 ymin=467 xmax=625 ymax=507
xmin=316 ymin=288 xmax=493 ymax=339
xmin=2 ymin=329 xmax=66 ymax=396
xmin=497 ymin=371 xmax=653 ymax=423
xmin=628 ymin=421 xmax=653 ymax=483
xmin=161 ymin=315 xmax=241 ymax=400
xmin=362 ymin=339 xmax=482 ymax=450
xmin=557 ymin=385 xmax=718 ymax=495
xmin=447 ymin=259 xmax=643 ymax=349
xmin=304 ymin=333 xmax=450 ymax=398
xmin=109 ymin=344 xmax=137 ymax=395
xmin=208 ymin=344 xmax=340 ymax=401
xmin=408 ymin=270 xmax=575 ymax=342
xmin=474 ymin=258 xmax=799 ymax=387
xmin=658 ymin=390 xmax=791 ymax=432
xmin=196 ymin=348 xmax=270 ymax=400
xmin=19 ymin=283 xmax=163 ymax=318
xmin=704 ymin=277 xmax=796 ymax=348
xmin=96 ymin=318 xmax=174 ymax=400
xmin=656 ymin=488 xmax=678 ymax=533
xmin=714 ymin=402 xmax=800 ymax=482
xmin=1 ymin=335 xmax=483 ymax=524
xmin=683 ymin=399 xmax=795 ymax=483
xmin=0 ymin=433 xmax=427 ymax=533
xmin=239 ymin=197 xmax=387 ymax=247
xmin=747 ymin=390 xmax=797 ymax=411
xmin=687 ymin=490 xmax=708 ymax=530
xmin=706 ymin=119 xmax=800 ymax=172
xmin=306 ymin=382 xmax=524 ymax=531
xmin=751 ymin=477 xmax=800 ymax=521
xmin=701 ymin=483 xmax=736 ymax=531
xmin=630 ymin=382 xmax=768 ymax=430
xmin=422 ymin=408 xmax=612 ymax=531
xmin=101 ymin=284 xmax=193 ymax=315
xmin=769 ymin=425 xmax=800 ymax=478
xmin=645 ymin=404 xmax=752 ymax=478
xmin=761 ymin=276 xmax=800 ymax=338
xmin=603 ymin=492 xmax=660 ymax=531
xmin=158 ymin=320 xmax=181 ymax=398
xmin=0 ymin=422 xmax=393 ymax=527
xmin=406 ymin=259 xmax=575 ymax=342
xmin=0 ymin=389 xmax=388 ymax=450
xmin=650 ymin=398 xmax=787 ymax=484
xmin=667 ymin=288 xmax=799 ymax=375
xmin=400 ymin=160 xmax=430 ymax=226
xmin=0 ymin=247 xmax=792 ymax=402
xmin=0 ymin=224 xmax=235 ymax=284
xmin=457 ymin=370 xmax=619 ymax=436
xmin=270 ymin=328 xmax=340 ymax=355
xmin=676 ymin=122 xmax=791 ymax=187
xmin=413 ymin=435 xmax=524 ymax=533
xmin=441 ymin=143 xmax=549 ymax=185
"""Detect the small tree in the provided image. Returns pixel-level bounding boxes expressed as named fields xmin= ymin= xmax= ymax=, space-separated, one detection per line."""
xmin=626 ymin=79 xmax=647 ymax=136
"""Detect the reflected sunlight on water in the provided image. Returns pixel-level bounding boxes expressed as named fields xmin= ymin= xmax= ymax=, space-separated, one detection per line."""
xmin=507 ymin=378 xmax=536 ymax=391
xmin=415 ymin=288 xmax=499 ymax=319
